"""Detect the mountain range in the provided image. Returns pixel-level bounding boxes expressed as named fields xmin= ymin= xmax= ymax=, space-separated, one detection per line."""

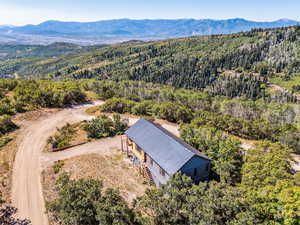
xmin=0 ymin=18 xmax=299 ymax=45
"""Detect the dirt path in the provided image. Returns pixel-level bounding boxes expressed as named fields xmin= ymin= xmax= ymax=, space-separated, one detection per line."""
xmin=11 ymin=101 xmax=104 ymax=225
xmin=40 ymin=136 xmax=121 ymax=169
xmin=269 ymin=83 xmax=300 ymax=101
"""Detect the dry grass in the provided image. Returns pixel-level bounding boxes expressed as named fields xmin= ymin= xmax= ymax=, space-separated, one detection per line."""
xmin=42 ymin=153 xmax=149 ymax=205
xmin=0 ymin=132 xmax=18 ymax=203
xmin=44 ymin=122 xmax=89 ymax=152
xmin=13 ymin=108 xmax=61 ymax=125
xmin=70 ymin=123 xmax=89 ymax=144
xmin=85 ymin=105 xmax=100 ymax=115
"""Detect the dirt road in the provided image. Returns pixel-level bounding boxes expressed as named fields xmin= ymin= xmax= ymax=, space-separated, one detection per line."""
xmin=40 ymin=136 xmax=121 ymax=169
xmin=11 ymin=101 xmax=104 ymax=225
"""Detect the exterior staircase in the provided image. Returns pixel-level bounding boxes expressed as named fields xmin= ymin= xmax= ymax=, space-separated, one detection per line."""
xmin=143 ymin=164 xmax=155 ymax=185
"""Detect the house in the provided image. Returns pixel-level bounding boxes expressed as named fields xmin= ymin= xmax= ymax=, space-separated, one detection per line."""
xmin=124 ymin=118 xmax=211 ymax=186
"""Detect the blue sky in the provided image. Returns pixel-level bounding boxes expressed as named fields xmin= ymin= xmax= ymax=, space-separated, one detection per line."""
xmin=0 ymin=0 xmax=299 ymax=25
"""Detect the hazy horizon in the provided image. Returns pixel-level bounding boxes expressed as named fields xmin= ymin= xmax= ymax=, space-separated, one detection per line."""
xmin=2 ymin=17 xmax=299 ymax=27
xmin=1 ymin=0 xmax=300 ymax=26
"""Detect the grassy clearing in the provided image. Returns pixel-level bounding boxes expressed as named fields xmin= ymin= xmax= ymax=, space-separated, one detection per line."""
xmin=270 ymin=73 xmax=300 ymax=92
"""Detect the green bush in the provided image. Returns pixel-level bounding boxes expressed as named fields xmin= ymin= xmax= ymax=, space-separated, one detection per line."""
xmin=46 ymin=173 xmax=139 ymax=225
xmin=83 ymin=115 xmax=128 ymax=139
xmin=0 ymin=136 xmax=13 ymax=149
xmin=47 ymin=123 xmax=76 ymax=149
xmin=100 ymin=98 xmax=137 ymax=114
xmin=83 ymin=115 xmax=114 ymax=139
xmin=13 ymin=80 xmax=87 ymax=109
xmin=53 ymin=160 xmax=65 ymax=174
xmin=101 ymin=98 xmax=194 ymax=124
xmin=0 ymin=98 xmax=15 ymax=115
xmin=151 ymin=102 xmax=193 ymax=123
xmin=112 ymin=114 xmax=128 ymax=135
xmin=131 ymin=101 xmax=153 ymax=116
xmin=0 ymin=115 xmax=18 ymax=135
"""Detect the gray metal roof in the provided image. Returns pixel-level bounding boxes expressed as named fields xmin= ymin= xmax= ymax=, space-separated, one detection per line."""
xmin=125 ymin=118 xmax=209 ymax=175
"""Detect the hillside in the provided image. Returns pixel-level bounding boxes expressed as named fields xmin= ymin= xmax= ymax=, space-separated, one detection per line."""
xmin=0 ymin=18 xmax=299 ymax=45
xmin=0 ymin=42 xmax=106 ymax=61
xmin=1 ymin=26 xmax=300 ymax=99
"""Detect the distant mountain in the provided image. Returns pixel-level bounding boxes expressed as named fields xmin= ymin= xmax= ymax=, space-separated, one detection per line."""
xmin=0 ymin=18 xmax=299 ymax=45
xmin=0 ymin=25 xmax=15 ymax=29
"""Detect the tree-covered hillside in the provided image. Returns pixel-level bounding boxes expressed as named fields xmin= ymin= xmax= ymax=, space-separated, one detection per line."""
xmin=0 ymin=42 xmax=106 ymax=61
xmin=0 ymin=26 xmax=299 ymax=99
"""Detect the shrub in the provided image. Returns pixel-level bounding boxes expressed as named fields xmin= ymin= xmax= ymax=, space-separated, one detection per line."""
xmin=47 ymin=123 xmax=76 ymax=150
xmin=83 ymin=115 xmax=115 ymax=139
xmin=0 ymin=98 xmax=15 ymax=115
xmin=13 ymin=80 xmax=87 ymax=109
xmin=131 ymin=101 xmax=153 ymax=116
xmin=83 ymin=115 xmax=128 ymax=139
xmin=112 ymin=114 xmax=128 ymax=135
xmin=0 ymin=136 xmax=13 ymax=149
xmin=0 ymin=115 xmax=18 ymax=135
xmin=46 ymin=173 xmax=138 ymax=225
xmin=100 ymin=98 xmax=137 ymax=114
xmin=53 ymin=160 xmax=65 ymax=174
xmin=152 ymin=102 xmax=193 ymax=123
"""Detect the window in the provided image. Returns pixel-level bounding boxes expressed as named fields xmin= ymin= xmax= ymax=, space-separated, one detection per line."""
xmin=159 ymin=167 xmax=165 ymax=176
xmin=150 ymin=158 xmax=154 ymax=166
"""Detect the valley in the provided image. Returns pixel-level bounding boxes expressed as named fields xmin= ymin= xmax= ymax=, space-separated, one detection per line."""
xmin=1 ymin=26 xmax=299 ymax=102
xmin=0 ymin=18 xmax=299 ymax=45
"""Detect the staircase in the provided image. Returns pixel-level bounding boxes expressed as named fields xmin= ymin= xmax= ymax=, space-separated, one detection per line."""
xmin=143 ymin=164 xmax=155 ymax=185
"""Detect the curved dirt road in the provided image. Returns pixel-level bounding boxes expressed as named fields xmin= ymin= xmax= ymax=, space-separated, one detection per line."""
xmin=11 ymin=102 xmax=103 ymax=225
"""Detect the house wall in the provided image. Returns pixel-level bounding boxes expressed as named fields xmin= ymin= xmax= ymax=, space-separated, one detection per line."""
xmin=128 ymin=138 xmax=210 ymax=186
xmin=131 ymin=142 xmax=146 ymax=162
xmin=180 ymin=156 xmax=210 ymax=183
xmin=145 ymin=154 xmax=170 ymax=186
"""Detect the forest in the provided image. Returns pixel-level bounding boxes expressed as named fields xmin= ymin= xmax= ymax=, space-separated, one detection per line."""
xmin=0 ymin=26 xmax=300 ymax=99
xmin=0 ymin=42 xmax=105 ymax=61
